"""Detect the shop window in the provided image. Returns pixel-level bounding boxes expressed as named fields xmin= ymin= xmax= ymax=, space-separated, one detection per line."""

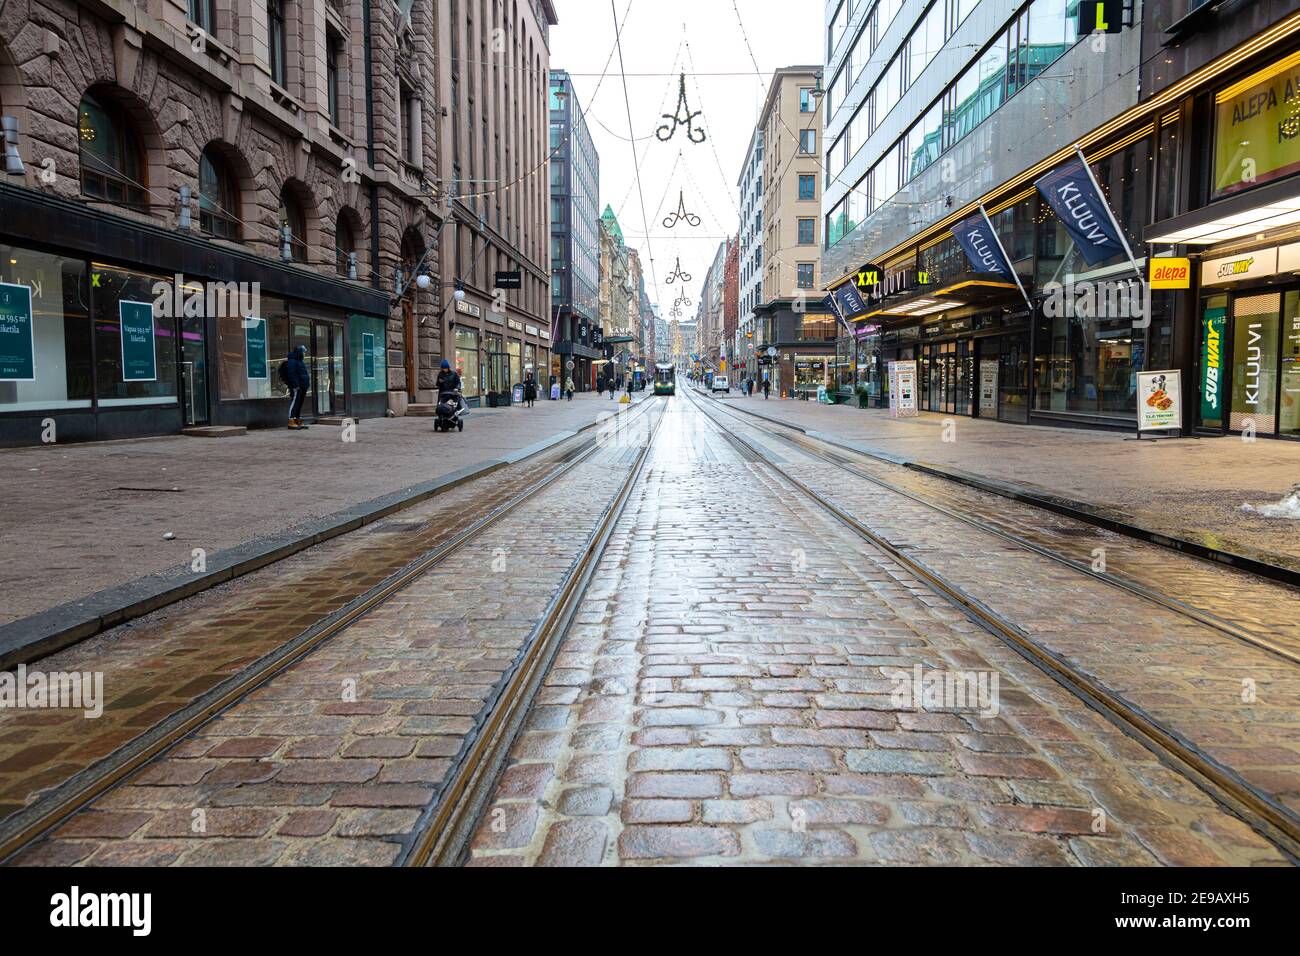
xmin=1033 ymin=303 xmax=1136 ymax=420
xmin=0 ymin=246 xmax=93 ymax=411
xmin=90 ymin=264 xmax=178 ymax=406
xmin=78 ymin=93 xmax=147 ymax=208
xmin=216 ymin=294 xmax=287 ymax=402
xmin=1211 ymin=51 xmax=1300 ymax=198
xmin=508 ymin=339 xmax=522 ymax=388
xmin=278 ymin=188 xmax=309 ymax=262
xmin=1281 ymin=291 xmax=1300 ymax=438
xmin=1155 ymin=117 xmax=1180 ymax=223
xmin=455 ymin=327 xmax=480 ymax=398
xmin=199 ymin=147 xmax=242 ymax=240
xmin=348 ymin=314 xmax=387 ymax=394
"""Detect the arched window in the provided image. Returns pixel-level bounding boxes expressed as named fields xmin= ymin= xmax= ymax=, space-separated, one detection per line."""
xmin=199 ymin=147 xmax=241 ymax=239
xmin=336 ymin=212 xmax=356 ymax=277
xmin=278 ymin=187 xmax=308 ymax=261
xmin=78 ymin=92 xmax=146 ymax=206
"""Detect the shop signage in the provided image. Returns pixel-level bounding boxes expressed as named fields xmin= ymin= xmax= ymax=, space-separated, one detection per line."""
xmin=541 ymin=329 xmax=550 ymax=340
xmin=1138 ymin=370 xmax=1182 ymax=432
xmin=119 ymin=301 xmax=157 ymax=382
xmin=979 ymin=359 xmax=998 ymax=417
xmin=1213 ymin=54 xmax=1300 ymax=198
xmin=0 ymin=281 xmax=35 ymax=381
xmin=1034 ymin=157 xmax=1128 ymax=266
xmin=852 ymin=263 xmax=883 ymax=297
xmin=1202 ymin=247 xmax=1278 ymax=285
xmin=1277 ymin=242 xmax=1300 ymax=274
xmin=455 ymin=299 xmax=482 ymax=318
xmin=1077 ymin=0 xmax=1122 ymax=34
xmin=888 ymin=360 xmax=918 ymax=418
xmin=1199 ymin=307 xmax=1226 ymax=424
xmin=244 ymin=317 xmax=268 ymax=380
xmin=952 ymin=210 xmax=1015 ymax=278
xmin=362 ymin=332 xmax=377 ymax=380
xmin=495 ymin=270 xmax=523 ymax=290
xmin=507 ymin=319 xmax=523 ymax=331
xmin=1149 ymin=257 xmax=1191 ymax=289
xmin=526 ymin=324 xmax=539 ymax=336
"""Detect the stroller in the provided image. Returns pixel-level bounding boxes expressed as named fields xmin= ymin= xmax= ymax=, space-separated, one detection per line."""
xmin=434 ymin=389 xmax=465 ymax=432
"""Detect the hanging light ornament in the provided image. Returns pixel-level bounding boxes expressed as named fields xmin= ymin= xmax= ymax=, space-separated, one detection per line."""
xmin=656 ymin=73 xmax=706 ymax=144
xmin=665 ymin=257 xmax=692 ymax=284
xmin=663 ymin=190 xmax=701 ymax=229
xmin=674 ymin=292 xmax=692 ymax=309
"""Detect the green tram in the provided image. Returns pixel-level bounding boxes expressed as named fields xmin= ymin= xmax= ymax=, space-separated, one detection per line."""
xmin=653 ymin=363 xmax=676 ymax=396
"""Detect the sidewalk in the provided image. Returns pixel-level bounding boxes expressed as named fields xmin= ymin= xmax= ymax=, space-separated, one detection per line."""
xmin=0 ymin=392 xmax=647 ymax=629
xmin=707 ymin=389 xmax=1300 ymax=572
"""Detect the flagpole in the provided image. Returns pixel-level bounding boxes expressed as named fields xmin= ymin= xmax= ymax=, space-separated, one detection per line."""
xmin=1072 ymin=146 xmax=1144 ymax=280
xmin=977 ymin=203 xmax=1034 ymax=314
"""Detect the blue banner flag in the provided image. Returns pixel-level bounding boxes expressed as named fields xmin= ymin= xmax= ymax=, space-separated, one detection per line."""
xmin=1034 ymin=156 xmax=1128 ymax=266
xmin=831 ymin=284 xmax=871 ymax=322
xmin=951 ymin=210 xmax=1015 ymax=278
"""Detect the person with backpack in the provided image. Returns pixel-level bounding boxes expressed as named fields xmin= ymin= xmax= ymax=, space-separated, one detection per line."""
xmin=279 ymin=345 xmax=310 ymax=429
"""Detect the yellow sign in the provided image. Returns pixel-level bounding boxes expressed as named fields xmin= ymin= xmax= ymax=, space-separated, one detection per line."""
xmin=1213 ymin=51 xmax=1300 ymax=197
xmin=1149 ymin=257 xmax=1191 ymax=289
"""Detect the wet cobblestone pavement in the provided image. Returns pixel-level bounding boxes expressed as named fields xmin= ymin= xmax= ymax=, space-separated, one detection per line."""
xmin=4 ymin=394 xmax=1295 ymax=866
xmin=466 ymin=394 xmax=1293 ymax=866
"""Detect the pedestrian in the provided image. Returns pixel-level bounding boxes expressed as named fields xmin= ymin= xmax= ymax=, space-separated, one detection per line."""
xmin=524 ymin=371 xmax=537 ymax=408
xmin=550 ymin=378 xmax=561 ymax=401
xmin=762 ymin=378 xmax=770 ymax=400
xmin=625 ymin=374 xmax=633 ymax=399
xmin=564 ymin=375 xmax=575 ymax=401
xmin=279 ymin=344 xmax=310 ymax=430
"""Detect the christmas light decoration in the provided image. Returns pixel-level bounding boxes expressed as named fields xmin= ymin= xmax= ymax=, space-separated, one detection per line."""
xmin=663 ymin=190 xmax=701 ymax=229
xmin=656 ymin=73 xmax=706 ymax=144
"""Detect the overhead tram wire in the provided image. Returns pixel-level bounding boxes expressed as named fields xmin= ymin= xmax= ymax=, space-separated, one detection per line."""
xmin=611 ymin=0 xmax=663 ymax=304
xmin=609 ymin=37 xmax=687 ymax=226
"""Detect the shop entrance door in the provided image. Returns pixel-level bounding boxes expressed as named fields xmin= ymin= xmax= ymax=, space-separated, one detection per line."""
xmin=312 ymin=320 xmax=346 ymax=417
xmin=998 ymin=332 xmax=1030 ymax=423
xmin=485 ymin=350 xmax=510 ymax=406
xmin=180 ymin=312 xmax=208 ymax=426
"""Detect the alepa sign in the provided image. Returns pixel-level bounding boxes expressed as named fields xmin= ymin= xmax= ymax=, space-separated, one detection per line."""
xmin=1213 ymin=53 xmax=1300 ymax=198
xmin=1149 ymin=257 xmax=1191 ymax=289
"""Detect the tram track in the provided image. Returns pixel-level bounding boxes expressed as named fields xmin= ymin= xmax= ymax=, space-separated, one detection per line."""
xmin=0 ymin=398 xmax=664 ymax=867
xmin=684 ymin=386 xmax=1300 ymax=863
xmin=700 ymin=393 xmax=1300 ymax=667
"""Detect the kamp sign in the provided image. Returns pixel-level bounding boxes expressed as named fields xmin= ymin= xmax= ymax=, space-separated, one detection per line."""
xmin=0 ymin=281 xmax=35 ymax=381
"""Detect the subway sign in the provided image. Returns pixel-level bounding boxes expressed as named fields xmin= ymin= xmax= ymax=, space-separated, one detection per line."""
xmin=1078 ymin=0 xmax=1122 ymax=34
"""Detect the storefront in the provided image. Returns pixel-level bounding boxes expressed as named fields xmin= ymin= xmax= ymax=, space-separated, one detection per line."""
xmin=0 ymin=185 xmax=390 ymax=445
xmin=753 ymin=298 xmax=837 ymax=398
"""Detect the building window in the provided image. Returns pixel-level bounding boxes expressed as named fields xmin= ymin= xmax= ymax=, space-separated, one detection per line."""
xmin=798 ymin=174 xmax=815 ymax=200
xmin=797 ymin=263 xmax=815 ymax=289
xmin=267 ymin=0 xmax=287 ymax=87
xmin=78 ymin=93 xmax=147 ymax=208
xmin=400 ymin=83 xmax=420 ymax=166
xmin=188 ymin=0 xmax=215 ymax=33
xmin=278 ymin=188 xmax=308 ymax=262
xmin=800 ymin=88 xmax=815 ymax=113
xmin=199 ymin=147 xmax=241 ymax=240
xmin=335 ymin=213 xmax=356 ymax=277
xmin=326 ymin=30 xmax=343 ymax=128
xmin=0 ymin=245 xmax=93 ymax=411
xmin=797 ymin=218 xmax=815 ymax=245
xmin=799 ymin=129 xmax=817 ymax=154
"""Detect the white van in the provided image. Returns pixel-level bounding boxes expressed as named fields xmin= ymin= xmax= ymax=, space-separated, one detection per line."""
xmin=711 ymin=376 xmax=729 ymax=394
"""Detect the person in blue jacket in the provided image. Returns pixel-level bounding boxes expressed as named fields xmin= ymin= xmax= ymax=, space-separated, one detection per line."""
xmin=279 ymin=345 xmax=311 ymax=429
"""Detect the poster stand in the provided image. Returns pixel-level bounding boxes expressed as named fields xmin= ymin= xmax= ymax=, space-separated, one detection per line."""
xmin=1131 ymin=369 xmax=1183 ymax=440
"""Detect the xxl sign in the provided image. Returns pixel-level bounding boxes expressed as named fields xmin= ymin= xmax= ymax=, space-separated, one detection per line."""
xmin=1034 ymin=157 xmax=1128 ymax=266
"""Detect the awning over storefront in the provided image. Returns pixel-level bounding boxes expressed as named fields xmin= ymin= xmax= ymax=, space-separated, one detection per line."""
xmin=856 ymin=273 xmax=1023 ymax=321
xmin=1146 ymin=176 xmax=1300 ymax=245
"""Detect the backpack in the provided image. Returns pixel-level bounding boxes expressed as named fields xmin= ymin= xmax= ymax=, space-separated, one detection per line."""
xmin=278 ymin=359 xmax=293 ymax=387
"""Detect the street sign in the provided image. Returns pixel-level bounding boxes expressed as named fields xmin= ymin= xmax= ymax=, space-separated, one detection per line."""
xmin=566 ymin=360 xmax=575 ymax=370
xmin=495 ymin=270 xmax=522 ymax=289
xmin=766 ymin=346 xmax=777 ymax=357
xmin=1078 ymin=0 xmax=1122 ymax=34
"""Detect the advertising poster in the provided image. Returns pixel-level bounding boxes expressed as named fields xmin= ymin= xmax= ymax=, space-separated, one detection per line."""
xmin=1200 ymin=307 xmax=1226 ymax=427
xmin=0 ymin=281 xmax=35 ymax=381
xmin=1138 ymin=369 xmax=1181 ymax=432
xmin=119 ymin=300 xmax=157 ymax=382
xmin=888 ymin=360 xmax=918 ymax=418
xmin=979 ymin=359 xmax=998 ymax=417
xmin=362 ymin=332 xmax=376 ymax=380
xmin=1213 ymin=56 xmax=1300 ymax=197
xmin=244 ymin=317 xmax=268 ymax=381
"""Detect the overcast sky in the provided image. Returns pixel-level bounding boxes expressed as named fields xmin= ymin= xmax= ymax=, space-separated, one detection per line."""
xmin=549 ymin=0 xmax=822 ymax=315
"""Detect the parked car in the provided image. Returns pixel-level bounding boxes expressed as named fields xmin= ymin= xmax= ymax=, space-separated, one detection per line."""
xmin=711 ymin=375 xmax=729 ymax=394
